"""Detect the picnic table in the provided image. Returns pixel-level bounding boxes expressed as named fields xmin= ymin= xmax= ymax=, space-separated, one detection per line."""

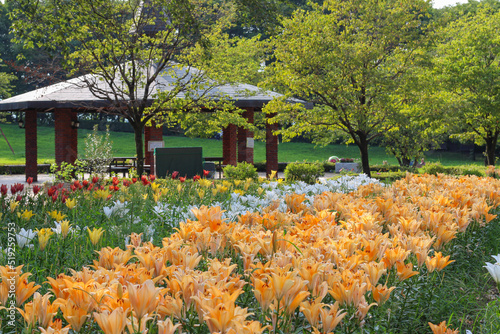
xmin=204 ymin=157 xmax=223 ymax=179
xmin=109 ymin=157 xmax=150 ymax=177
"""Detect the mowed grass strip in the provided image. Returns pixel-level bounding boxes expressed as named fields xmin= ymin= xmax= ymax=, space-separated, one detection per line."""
xmin=0 ymin=122 xmax=482 ymax=166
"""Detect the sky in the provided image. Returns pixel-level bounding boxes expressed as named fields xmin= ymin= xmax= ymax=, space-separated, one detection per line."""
xmin=433 ymin=0 xmax=470 ymax=8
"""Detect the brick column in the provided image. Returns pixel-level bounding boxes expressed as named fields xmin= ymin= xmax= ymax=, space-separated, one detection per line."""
xmin=70 ymin=112 xmax=78 ymax=164
xmin=55 ymin=109 xmax=77 ymax=165
xmin=238 ymin=108 xmax=254 ymax=164
xmin=266 ymin=114 xmax=279 ymax=177
xmin=223 ymin=124 xmax=237 ymax=166
xmin=25 ymin=110 xmax=38 ymax=182
xmin=145 ymin=122 xmax=163 ymax=175
xmin=237 ymin=124 xmax=247 ymax=163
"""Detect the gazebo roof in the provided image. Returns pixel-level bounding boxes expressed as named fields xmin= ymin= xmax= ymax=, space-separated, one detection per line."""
xmin=0 ymin=64 xmax=300 ymax=111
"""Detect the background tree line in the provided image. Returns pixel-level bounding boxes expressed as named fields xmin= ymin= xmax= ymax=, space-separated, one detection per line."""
xmin=3 ymin=0 xmax=500 ymax=175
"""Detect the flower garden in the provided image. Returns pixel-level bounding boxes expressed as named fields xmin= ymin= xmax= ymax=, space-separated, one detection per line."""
xmin=1 ymin=172 xmax=500 ymax=334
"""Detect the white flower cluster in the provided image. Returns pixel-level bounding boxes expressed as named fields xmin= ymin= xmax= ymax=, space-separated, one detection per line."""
xmin=103 ymin=201 xmax=130 ymax=218
xmin=222 ymin=174 xmax=381 ymax=220
xmin=150 ymin=174 xmax=381 ymax=226
xmin=97 ymin=174 xmax=380 ymax=245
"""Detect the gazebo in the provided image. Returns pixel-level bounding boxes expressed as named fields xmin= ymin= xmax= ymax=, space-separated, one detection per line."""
xmin=0 ymin=70 xmax=293 ymax=182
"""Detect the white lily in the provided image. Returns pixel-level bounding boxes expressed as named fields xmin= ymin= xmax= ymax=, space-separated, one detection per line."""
xmin=484 ymin=261 xmax=500 ymax=284
xmin=16 ymin=228 xmax=37 ymax=248
xmin=103 ymin=206 xmax=114 ymax=218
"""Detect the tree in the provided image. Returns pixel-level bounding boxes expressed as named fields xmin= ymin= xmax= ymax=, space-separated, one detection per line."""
xmin=264 ymin=0 xmax=431 ymax=176
xmin=382 ymin=54 xmax=448 ymax=167
xmin=383 ymin=104 xmax=445 ymax=167
xmin=11 ymin=0 xmax=260 ymax=174
xmin=226 ymin=0 xmax=321 ymax=38
xmin=434 ymin=4 xmax=500 ymax=165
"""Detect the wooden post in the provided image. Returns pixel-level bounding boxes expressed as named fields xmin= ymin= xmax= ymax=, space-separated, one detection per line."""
xmin=223 ymin=124 xmax=237 ymax=166
xmin=145 ymin=122 xmax=163 ymax=175
xmin=25 ymin=110 xmax=38 ymax=182
xmin=238 ymin=108 xmax=254 ymax=164
xmin=55 ymin=109 xmax=77 ymax=165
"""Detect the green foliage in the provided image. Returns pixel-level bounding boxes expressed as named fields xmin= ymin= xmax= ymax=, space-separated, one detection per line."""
xmin=264 ymin=0 xmax=432 ymax=175
xmin=83 ymin=125 xmax=114 ymax=176
xmin=371 ymin=171 xmax=408 ymax=182
xmin=10 ymin=0 xmax=260 ymax=175
xmin=421 ymin=162 xmax=458 ymax=175
xmin=0 ymin=70 xmax=14 ymax=100
xmin=50 ymin=160 xmax=86 ymax=182
xmin=284 ymin=161 xmax=324 ymax=184
xmin=460 ymin=166 xmax=484 ymax=177
xmin=253 ymin=161 xmax=288 ymax=172
xmin=370 ymin=164 xmax=416 ymax=173
xmin=482 ymin=299 xmax=500 ymax=333
xmin=253 ymin=161 xmax=266 ymax=172
xmin=383 ymin=56 xmax=448 ymax=167
xmin=222 ymin=162 xmax=258 ymax=180
xmin=434 ymin=3 xmax=500 ymax=165
xmin=323 ymin=161 xmax=336 ymax=173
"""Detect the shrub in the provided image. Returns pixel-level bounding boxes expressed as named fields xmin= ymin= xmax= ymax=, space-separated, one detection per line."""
xmin=83 ymin=124 xmax=114 ymax=176
xmin=421 ymin=162 xmax=451 ymax=175
xmin=253 ymin=161 xmax=266 ymax=172
xmin=486 ymin=166 xmax=500 ymax=178
xmin=284 ymin=161 xmax=324 ymax=184
xmin=323 ymin=161 xmax=336 ymax=173
xmin=460 ymin=167 xmax=484 ymax=177
xmin=223 ymin=162 xmax=258 ymax=180
xmin=50 ymin=160 xmax=87 ymax=182
xmin=253 ymin=161 xmax=288 ymax=172
xmin=370 ymin=164 xmax=415 ymax=173
xmin=372 ymin=171 xmax=407 ymax=182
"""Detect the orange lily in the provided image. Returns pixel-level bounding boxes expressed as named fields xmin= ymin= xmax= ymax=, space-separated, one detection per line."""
xmin=252 ymin=277 xmax=274 ymax=312
xmin=127 ymin=279 xmax=160 ymax=319
xmin=426 ymin=252 xmax=455 ymax=273
xmin=318 ymin=302 xmax=347 ymax=333
xmin=428 ymin=321 xmax=459 ymax=334
xmin=371 ymin=284 xmax=396 ymax=305
xmin=157 ymin=318 xmax=182 ymax=334
xmin=93 ymin=307 xmax=127 ymax=334
xmin=57 ymin=298 xmax=89 ymax=332
xmin=33 ymin=292 xmax=59 ymax=329
xmin=396 ymin=261 xmax=419 ymax=281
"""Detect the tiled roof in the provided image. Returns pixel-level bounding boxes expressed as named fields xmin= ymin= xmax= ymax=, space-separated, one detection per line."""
xmin=0 ymin=64 xmax=307 ymax=111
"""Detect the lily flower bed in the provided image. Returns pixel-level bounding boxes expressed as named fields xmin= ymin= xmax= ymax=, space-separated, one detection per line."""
xmin=1 ymin=173 xmax=500 ymax=334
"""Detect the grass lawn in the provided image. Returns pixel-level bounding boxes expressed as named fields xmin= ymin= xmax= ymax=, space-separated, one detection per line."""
xmin=0 ymin=122 xmax=485 ymax=166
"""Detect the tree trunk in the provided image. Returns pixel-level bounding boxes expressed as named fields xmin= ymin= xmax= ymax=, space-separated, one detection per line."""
xmin=133 ymin=124 xmax=145 ymax=175
xmin=485 ymin=134 xmax=498 ymax=166
xmin=357 ymin=134 xmax=371 ymax=177
xmin=401 ymin=157 xmax=411 ymax=167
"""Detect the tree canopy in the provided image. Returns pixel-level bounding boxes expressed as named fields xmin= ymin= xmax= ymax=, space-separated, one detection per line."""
xmin=7 ymin=0 xmax=500 ymax=171
xmin=264 ymin=0 xmax=432 ymax=175
xmin=433 ymin=3 xmax=500 ymax=165
xmin=11 ymin=0 xmax=261 ymax=174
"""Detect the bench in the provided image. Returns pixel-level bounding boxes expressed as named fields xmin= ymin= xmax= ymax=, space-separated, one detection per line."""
xmin=204 ymin=157 xmax=223 ymax=179
xmin=109 ymin=157 xmax=136 ymax=177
